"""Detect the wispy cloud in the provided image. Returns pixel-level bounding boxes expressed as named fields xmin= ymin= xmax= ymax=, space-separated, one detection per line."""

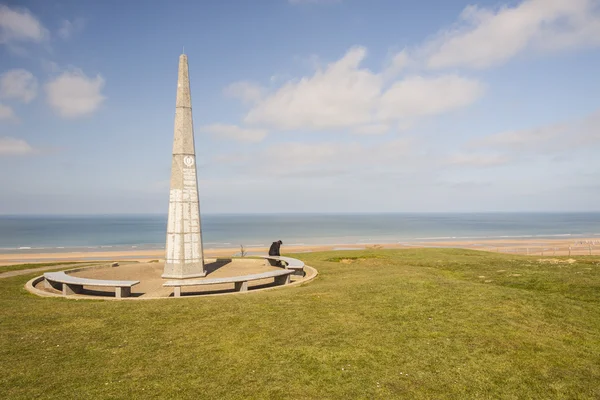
xmin=57 ymin=18 xmax=85 ymax=40
xmin=351 ymin=123 xmax=390 ymax=135
xmin=377 ymin=75 xmax=484 ymax=120
xmin=45 ymin=69 xmax=106 ymax=118
xmin=446 ymin=153 xmax=512 ymax=167
xmin=417 ymin=0 xmax=600 ymax=69
xmin=471 ymin=109 xmax=600 ymax=154
xmin=0 ymin=103 xmax=16 ymax=121
xmin=223 ymin=81 xmax=264 ymax=104
xmin=0 ymin=136 xmax=36 ymax=156
xmin=0 ymin=5 xmax=48 ymax=45
xmin=214 ymin=138 xmax=417 ymax=178
xmin=200 ymin=123 xmax=268 ymax=143
xmin=237 ymin=47 xmax=483 ymax=133
xmin=0 ymin=69 xmax=38 ymax=103
xmin=214 ymin=1 xmax=600 ymax=139
xmin=443 ymin=180 xmax=493 ymax=190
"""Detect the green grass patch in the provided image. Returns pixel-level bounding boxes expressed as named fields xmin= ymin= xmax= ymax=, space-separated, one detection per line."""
xmin=324 ymin=253 xmax=383 ymax=263
xmin=1 ymin=249 xmax=599 ymax=399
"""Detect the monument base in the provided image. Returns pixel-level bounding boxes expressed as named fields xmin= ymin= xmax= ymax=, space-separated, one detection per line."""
xmin=161 ymin=271 xmax=207 ymax=279
xmin=162 ymin=261 xmax=206 ymax=279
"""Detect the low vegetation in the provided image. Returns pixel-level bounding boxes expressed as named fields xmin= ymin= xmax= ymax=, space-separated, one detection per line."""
xmin=325 ymin=254 xmax=383 ymax=263
xmin=1 ymin=249 xmax=599 ymax=399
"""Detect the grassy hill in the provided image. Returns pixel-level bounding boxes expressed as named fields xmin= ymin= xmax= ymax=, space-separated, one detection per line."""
xmin=1 ymin=249 xmax=599 ymax=399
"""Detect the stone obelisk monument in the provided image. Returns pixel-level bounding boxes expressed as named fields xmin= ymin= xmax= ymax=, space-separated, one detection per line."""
xmin=163 ymin=53 xmax=206 ymax=278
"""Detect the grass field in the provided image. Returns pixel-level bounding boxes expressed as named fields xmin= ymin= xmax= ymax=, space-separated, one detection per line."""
xmin=1 ymin=249 xmax=599 ymax=399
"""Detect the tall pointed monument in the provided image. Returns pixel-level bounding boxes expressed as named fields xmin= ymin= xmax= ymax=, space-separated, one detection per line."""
xmin=162 ymin=54 xmax=206 ymax=279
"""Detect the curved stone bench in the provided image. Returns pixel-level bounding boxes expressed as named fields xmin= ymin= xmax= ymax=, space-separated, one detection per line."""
xmin=163 ymin=268 xmax=294 ymax=297
xmin=260 ymin=256 xmax=305 ymax=276
xmin=44 ymin=271 xmax=140 ymax=298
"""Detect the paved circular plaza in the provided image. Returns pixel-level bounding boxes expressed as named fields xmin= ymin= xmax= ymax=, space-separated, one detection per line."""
xmin=30 ymin=258 xmax=317 ymax=299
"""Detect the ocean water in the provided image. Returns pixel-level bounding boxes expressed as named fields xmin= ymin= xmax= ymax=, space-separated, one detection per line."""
xmin=0 ymin=213 xmax=599 ymax=254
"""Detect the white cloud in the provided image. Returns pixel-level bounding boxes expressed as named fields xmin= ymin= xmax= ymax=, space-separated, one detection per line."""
xmin=0 ymin=103 xmax=16 ymax=120
xmin=40 ymin=59 xmax=60 ymax=74
xmin=446 ymin=153 xmax=512 ymax=167
xmin=0 ymin=69 xmax=37 ymax=103
xmin=200 ymin=123 xmax=268 ymax=143
xmin=352 ymin=123 xmax=390 ymax=135
xmin=421 ymin=0 xmax=600 ymax=69
xmin=217 ymin=138 xmax=416 ymax=178
xmin=0 ymin=5 xmax=48 ymax=44
xmin=0 ymin=136 xmax=35 ymax=155
xmin=241 ymin=47 xmax=482 ymax=132
xmin=223 ymin=81 xmax=264 ymax=104
xmin=383 ymin=50 xmax=411 ymax=79
xmin=45 ymin=69 xmax=106 ymax=118
xmin=263 ymin=141 xmax=356 ymax=167
xmin=444 ymin=109 xmax=600 ymax=171
xmin=378 ymin=75 xmax=484 ymax=120
xmin=57 ymin=18 xmax=85 ymax=40
xmin=472 ymin=109 xmax=600 ymax=153
xmin=245 ymin=47 xmax=380 ymax=130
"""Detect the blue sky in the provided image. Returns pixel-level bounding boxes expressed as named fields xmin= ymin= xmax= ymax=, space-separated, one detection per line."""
xmin=0 ymin=0 xmax=599 ymax=214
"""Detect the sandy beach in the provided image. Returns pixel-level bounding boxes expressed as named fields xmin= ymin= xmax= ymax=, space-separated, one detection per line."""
xmin=1 ymin=237 xmax=599 ymax=266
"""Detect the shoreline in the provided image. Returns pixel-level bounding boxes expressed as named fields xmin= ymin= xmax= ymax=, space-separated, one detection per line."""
xmin=1 ymin=237 xmax=599 ymax=266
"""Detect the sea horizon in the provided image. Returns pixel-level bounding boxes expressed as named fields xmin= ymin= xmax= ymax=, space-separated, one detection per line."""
xmin=1 ymin=212 xmax=599 ymax=254
xmin=2 ymin=211 xmax=600 ymax=216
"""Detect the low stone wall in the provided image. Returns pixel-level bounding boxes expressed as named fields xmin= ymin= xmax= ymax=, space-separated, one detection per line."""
xmin=24 ymin=263 xmax=318 ymax=301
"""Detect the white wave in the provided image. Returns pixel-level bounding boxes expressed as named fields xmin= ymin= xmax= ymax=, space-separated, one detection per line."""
xmin=499 ymin=235 xmax=533 ymax=238
xmin=537 ymin=233 xmax=578 ymax=238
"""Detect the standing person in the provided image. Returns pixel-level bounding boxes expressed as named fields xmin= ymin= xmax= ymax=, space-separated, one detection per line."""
xmin=268 ymin=240 xmax=283 ymax=266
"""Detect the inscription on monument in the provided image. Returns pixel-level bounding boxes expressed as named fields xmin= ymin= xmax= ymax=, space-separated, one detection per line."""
xmin=184 ymin=156 xmax=195 ymax=167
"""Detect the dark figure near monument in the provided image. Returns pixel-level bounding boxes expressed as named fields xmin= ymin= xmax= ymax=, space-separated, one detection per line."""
xmin=268 ymin=240 xmax=283 ymax=266
xmin=269 ymin=240 xmax=283 ymax=256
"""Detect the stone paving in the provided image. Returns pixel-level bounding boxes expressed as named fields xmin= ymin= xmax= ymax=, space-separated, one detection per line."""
xmin=32 ymin=258 xmax=305 ymax=298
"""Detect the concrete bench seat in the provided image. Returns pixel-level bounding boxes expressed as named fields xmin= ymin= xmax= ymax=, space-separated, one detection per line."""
xmin=44 ymin=271 xmax=140 ymax=298
xmin=163 ymin=268 xmax=294 ymax=297
xmin=260 ymin=256 xmax=305 ymax=275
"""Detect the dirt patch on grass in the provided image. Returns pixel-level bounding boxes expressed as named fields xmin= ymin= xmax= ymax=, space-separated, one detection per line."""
xmin=537 ymin=258 xmax=576 ymax=264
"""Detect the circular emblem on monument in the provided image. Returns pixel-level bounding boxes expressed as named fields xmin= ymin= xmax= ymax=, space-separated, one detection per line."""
xmin=183 ymin=156 xmax=195 ymax=167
